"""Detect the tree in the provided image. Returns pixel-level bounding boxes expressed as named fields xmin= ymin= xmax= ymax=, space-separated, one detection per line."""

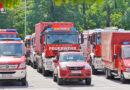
xmin=0 ymin=0 xmax=20 ymax=9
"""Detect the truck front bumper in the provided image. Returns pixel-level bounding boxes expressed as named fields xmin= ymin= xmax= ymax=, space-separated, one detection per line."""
xmin=124 ymin=72 xmax=130 ymax=79
xmin=0 ymin=70 xmax=26 ymax=80
xmin=59 ymin=70 xmax=91 ymax=79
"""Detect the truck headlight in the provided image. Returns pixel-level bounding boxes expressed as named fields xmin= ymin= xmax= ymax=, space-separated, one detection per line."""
xmin=85 ymin=65 xmax=91 ymax=70
xmin=60 ymin=66 xmax=67 ymax=70
xmin=19 ymin=63 xmax=26 ymax=69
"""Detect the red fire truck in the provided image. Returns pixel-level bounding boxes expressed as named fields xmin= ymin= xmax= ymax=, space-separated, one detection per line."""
xmin=0 ymin=29 xmax=18 ymax=38
xmin=30 ymin=33 xmax=37 ymax=69
xmin=34 ymin=22 xmax=83 ymax=76
xmin=0 ymin=38 xmax=26 ymax=85
xmin=87 ymin=29 xmax=104 ymax=74
xmin=25 ymin=35 xmax=31 ymax=65
xmin=53 ymin=52 xmax=91 ymax=85
xmin=102 ymin=32 xmax=130 ymax=83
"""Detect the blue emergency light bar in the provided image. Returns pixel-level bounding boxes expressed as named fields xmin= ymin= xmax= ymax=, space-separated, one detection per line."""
xmin=0 ymin=38 xmax=21 ymax=41
xmin=0 ymin=29 xmax=17 ymax=32
xmin=123 ymin=42 xmax=130 ymax=45
xmin=6 ymin=30 xmax=17 ymax=32
xmin=47 ymin=28 xmax=77 ymax=31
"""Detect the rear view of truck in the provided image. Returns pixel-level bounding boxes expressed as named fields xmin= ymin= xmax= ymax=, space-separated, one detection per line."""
xmin=102 ymin=32 xmax=130 ymax=83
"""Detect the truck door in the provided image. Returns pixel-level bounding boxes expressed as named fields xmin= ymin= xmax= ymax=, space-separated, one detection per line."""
xmin=118 ymin=48 xmax=123 ymax=73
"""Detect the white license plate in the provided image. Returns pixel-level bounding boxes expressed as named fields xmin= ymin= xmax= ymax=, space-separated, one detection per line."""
xmin=2 ymin=74 xmax=12 ymax=78
xmin=71 ymin=70 xmax=81 ymax=74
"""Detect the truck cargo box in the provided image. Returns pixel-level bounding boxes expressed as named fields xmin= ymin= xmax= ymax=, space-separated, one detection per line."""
xmin=101 ymin=32 xmax=130 ymax=69
xmin=35 ymin=22 xmax=74 ymax=54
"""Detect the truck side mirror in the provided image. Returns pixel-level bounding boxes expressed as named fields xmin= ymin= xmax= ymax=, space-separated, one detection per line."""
xmin=53 ymin=59 xmax=58 ymax=63
xmin=114 ymin=54 xmax=117 ymax=59
xmin=81 ymin=33 xmax=84 ymax=44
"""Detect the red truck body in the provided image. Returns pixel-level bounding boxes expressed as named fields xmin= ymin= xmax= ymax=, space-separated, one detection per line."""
xmin=86 ymin=29 xmax=104 ymax=74
xmin=25 ymin=35 xmax=31 ymax=65
xmin=102 ymin=32 xmax=130 ymax=69
xmin=35 ymin=22 xmax=74 ymax=54
xmin=34 ymin=22 xmax=80 ymax=75
xmin=102 ymin=32 xmax=130 ymax=83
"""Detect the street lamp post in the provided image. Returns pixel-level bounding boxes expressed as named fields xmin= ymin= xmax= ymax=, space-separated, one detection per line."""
xmin=25 ymin=0 xmax=27 ymax=38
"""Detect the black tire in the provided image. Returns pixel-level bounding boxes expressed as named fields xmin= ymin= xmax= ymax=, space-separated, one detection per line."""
xmin=105 ymin=69 xmax=114 ymax=79
xmin=85 ymin=78 xmax=91 ymax=85
xmin=57 ymin=77 xmax=64 ymax=85
xmin=92 ymin=66 xmax=97 ymax=75
xmin=30 ymin=62 xmax=33 ymax=67
xmin=42 ymin=67 xmax=49 ymax=76
xmin=33 ymin=62 xmax=37 ymax=69
xmin=120 ymin=73 xmax=127 ymax=83
xmin=37 ymin=66 xmax=42 ymax=73
xmin=53 ymin=73 xmax=57 ymax=82
xmin=21 ymin=77 xmax=26 ymax=86
xmin=26 ymin=59 xmax=30 ymax=65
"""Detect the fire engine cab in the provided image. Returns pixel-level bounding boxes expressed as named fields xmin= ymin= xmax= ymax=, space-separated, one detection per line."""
xmin=0 ymin=38 xmax=26 ymax=85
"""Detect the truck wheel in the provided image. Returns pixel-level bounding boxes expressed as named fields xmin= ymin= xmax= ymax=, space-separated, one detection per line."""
xmin=53 ymin=73 xmax=57 ymax=82
xmin=105 ymin=69 xmax=114 ymax=79
xmin=105 ymin=69 xmax=110 ymax=79
xmin=85 ymin=78 xmax=91 ymax=85
xmin=33 ymin=62 xmax=37 ymax=69
xmin=42 ymin=67 xmax=49 ymax=76
xmin=120 ymin=73 xmax=127 ymax=83
xmin=92 ymin=66 xmax=97 ymax=75
xmin=21 ymin=77 xmax=26 ymax=86
xmin=37 ymin=67 xmax=42 ymax=73
xmin=57 ymin=77 xmax=64 ymax=85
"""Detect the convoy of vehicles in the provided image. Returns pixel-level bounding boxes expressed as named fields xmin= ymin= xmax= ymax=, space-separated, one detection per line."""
xmin=0 ymin=24 xmax=129 ymax=86
xmin=34 ymin=22 xmax=83 ymax=76
xmin=102 ymin=32 xmax=130 ymax=83
xmin=0 ymin=38 xmax=26 ymax=85
xmin=53 ymin=52 xmax=91 ymax=85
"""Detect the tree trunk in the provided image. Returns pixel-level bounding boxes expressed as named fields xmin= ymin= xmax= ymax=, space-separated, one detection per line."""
xmin=83 ymin=0 xmax=87 ymax=30
xmin=106 ymin=4 xmax=111 ymax=27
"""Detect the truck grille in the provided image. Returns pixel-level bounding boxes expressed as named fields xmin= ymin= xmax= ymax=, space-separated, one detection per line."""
xmin=69 ymin=74 xmax=83 ymax=76
xmin=0 ymin=65 xmax=18 ymax=70
xmin=68 ymin=66 xmax=83 ymax=70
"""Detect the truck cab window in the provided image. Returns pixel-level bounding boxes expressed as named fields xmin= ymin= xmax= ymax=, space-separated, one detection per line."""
xmin=119 ymin=48 xmax=122 ymax=60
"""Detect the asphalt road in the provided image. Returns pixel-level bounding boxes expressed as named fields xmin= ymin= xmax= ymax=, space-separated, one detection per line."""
xmin=0 ymin=66 xmax=130 ymax=90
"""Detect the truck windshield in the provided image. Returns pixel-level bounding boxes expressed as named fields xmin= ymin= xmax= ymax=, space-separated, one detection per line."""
xmin=47 ymin=34 xmax=78 ymax=44
xmin=96 ymin=33 xmax=101 ymax=45
xmin=60 ymin=54 xmax=85 ymax=62
xmin=0 ymin=43 xmax=24 ymax=56
xmin=0 ymin=34 xmax=17 ymax=38
xmin=123 ymin=47 xmax=130 ymax=59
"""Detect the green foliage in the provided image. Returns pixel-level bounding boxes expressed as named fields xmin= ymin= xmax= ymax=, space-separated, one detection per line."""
xmin=0 ymin=0 xmax=20 ymax=9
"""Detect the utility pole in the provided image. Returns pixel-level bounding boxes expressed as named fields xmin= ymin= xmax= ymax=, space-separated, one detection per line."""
xmin=25 ymin=0 xmax=27 ymax=37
